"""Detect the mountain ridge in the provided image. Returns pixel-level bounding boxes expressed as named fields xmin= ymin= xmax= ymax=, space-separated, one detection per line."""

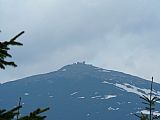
xmin=4 ymin=62 xmax=151 ymax=84
xmin=1 ymin=62 xmax=160 ymax=120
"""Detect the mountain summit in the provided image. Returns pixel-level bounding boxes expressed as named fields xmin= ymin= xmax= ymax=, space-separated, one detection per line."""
xmin=1 ymin=62 xmax=160 ymax=120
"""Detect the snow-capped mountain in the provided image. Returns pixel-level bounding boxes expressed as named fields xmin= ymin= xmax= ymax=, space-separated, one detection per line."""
xmin=0 ymin=62 xmax=160 ymax=120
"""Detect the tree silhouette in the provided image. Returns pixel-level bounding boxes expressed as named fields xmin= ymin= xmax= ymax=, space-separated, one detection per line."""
xmin=135 ymin=77 xmax=160 ymax=120
xmin=0 ymin=31 xmax=24 ymax=69
xmin=0 ymin=31 xmax=49 ymax=120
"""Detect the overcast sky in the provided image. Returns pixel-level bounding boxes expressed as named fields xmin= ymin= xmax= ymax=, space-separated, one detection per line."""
xmin=1 ymin=0 xmax=160 ymax=83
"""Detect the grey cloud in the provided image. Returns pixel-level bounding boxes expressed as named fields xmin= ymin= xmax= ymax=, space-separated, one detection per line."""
xmin=0 ymin=0 xmax=160 ymax=82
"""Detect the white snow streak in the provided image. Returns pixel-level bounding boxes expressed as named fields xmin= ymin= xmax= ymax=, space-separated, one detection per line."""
xmin=78 ymin=97 xmax=85 ymax=99
xmin=137 ymin=110 xmax=160 ymax=116
xmin=70 ymin=92 xmax=78 ymax=96
xmin=104 ymin=95 xmax=117 ymax=99
xmin=108 ymin=107 xmax=119 ymax=111
xmin=102 ymin=80 xmax=160 ymax=97
xmin=91 ymin=96 xmax=101 ymax=99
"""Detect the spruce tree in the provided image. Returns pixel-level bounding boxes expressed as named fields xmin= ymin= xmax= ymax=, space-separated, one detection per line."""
xmin=0 ymin=31 xmax=49 ymax=120
xmin=135 ymin=77 xmax=160 ymax=120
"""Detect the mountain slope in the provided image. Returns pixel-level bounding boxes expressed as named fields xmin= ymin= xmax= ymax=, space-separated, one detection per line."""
xmin=0 ymin=62 xmax=160 ymax=120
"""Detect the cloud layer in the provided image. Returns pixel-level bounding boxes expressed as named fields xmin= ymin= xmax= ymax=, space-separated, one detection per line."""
xmin=1 ymin=0 xmax=160 ymax=83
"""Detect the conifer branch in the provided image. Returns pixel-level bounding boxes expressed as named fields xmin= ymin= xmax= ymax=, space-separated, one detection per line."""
xmin=0 ymin=31 xmax=24 ymax=69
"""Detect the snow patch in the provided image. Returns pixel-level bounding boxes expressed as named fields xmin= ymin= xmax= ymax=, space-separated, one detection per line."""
xmin=91 ymin=96 xmax=101 ymax=99
xmin=78 ymin=97 xmax=85 ymax=99
xmin=94 ymin=67 xmax=110 ymax=72
xmin=70 ymin=92 xmax=78 ymax=96
xmin=102 ymin=81 xmax=159 ymax=97
xmin=86 ymin=113 xmax=90 ymax=116
xmin=101 ymin=81 xmax=112 ymax=85
xmin=116 ymin=102 xmax=121 ymax=105
xmin=156 ymin=101 xmax=160 ymax=104
xmin=100 ymin=69 xmax=111 ymax=72
xmin=104 ymin=95 xmax=117 ymax=99
xmin=108 ymin=107 xmax=119 ymax=111
xmin=115 ymin=83 xmax=144 ymax=96
xmin=61 ymin=69 xmax=66 ymax=71
xmin=24 ymin=93 xmax=29 ymax=96
xmin=137 ymin=110 xmax=160 ymax=116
